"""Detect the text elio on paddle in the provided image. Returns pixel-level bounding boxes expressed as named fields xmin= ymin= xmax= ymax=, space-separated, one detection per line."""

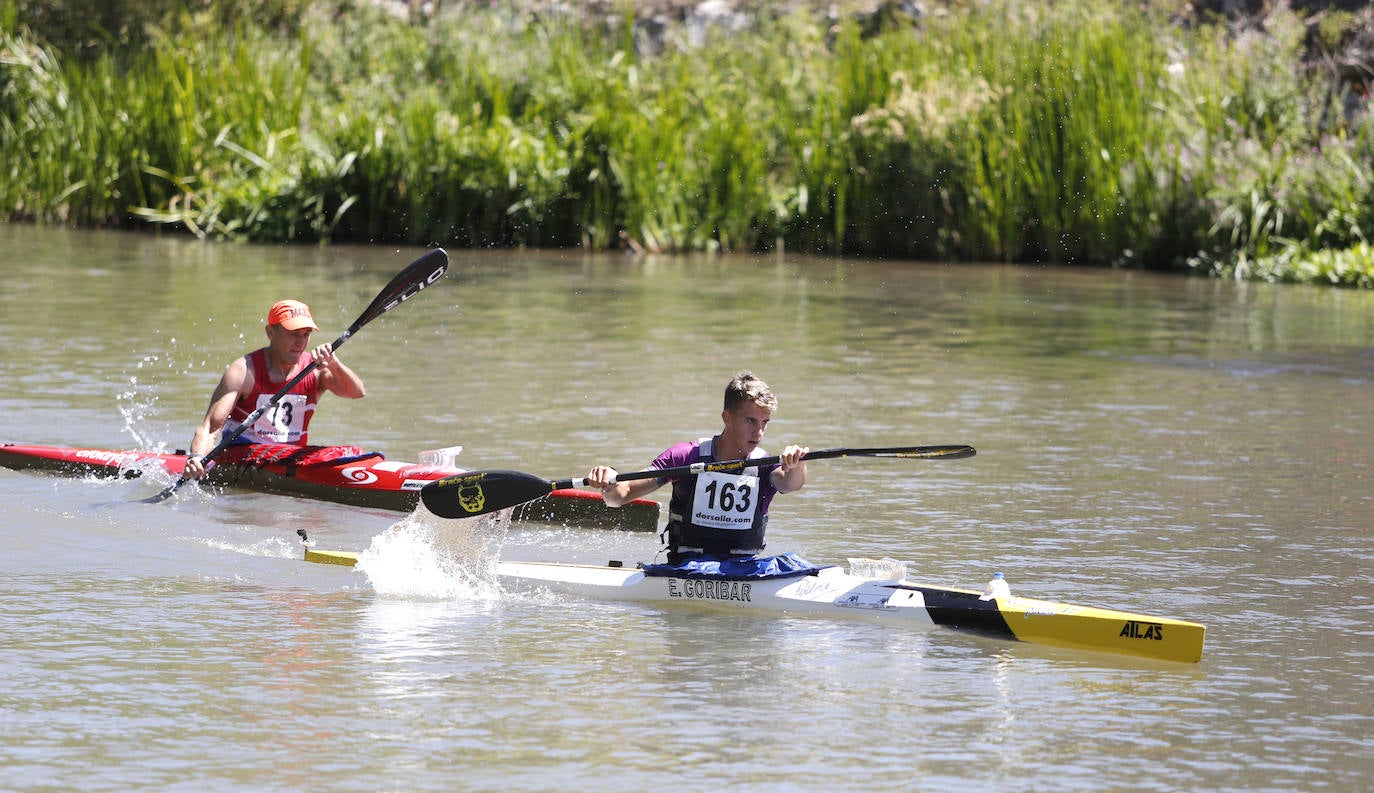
xmin=382 ymin=263 xmax=447 ymax=313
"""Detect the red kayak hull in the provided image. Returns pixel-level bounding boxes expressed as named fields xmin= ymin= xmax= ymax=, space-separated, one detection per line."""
xmin=0 ymin=442 xmax=660 ymax=533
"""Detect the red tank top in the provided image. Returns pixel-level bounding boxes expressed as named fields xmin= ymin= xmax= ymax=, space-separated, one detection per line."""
xmin=226 ymin=348 xmax=321 ymax=445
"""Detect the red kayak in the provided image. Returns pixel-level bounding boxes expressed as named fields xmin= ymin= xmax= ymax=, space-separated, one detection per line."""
xmin=0 ymin=442 xmax=660 ymax=532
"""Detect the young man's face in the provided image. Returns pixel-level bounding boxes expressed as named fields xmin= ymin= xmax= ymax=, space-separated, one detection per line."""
xmin=720 ymin=401 xmax=772 ymax=454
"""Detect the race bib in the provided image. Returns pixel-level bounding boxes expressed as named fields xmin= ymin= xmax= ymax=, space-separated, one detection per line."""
xmin=690 ymin=471 xmax=759 ymax=531
xmin=251 ymin=393 xmax=309 ymax=443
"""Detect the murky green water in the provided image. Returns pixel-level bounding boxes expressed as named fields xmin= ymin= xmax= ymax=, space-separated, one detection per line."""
xmin=1 ymin=224 xmax=1370 ymax=792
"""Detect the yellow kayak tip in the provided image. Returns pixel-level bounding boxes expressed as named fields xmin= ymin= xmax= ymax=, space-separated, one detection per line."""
xmin=302 ymin=547 xmax=358 ymax=566
xmin=994 ymin=594 xmax=1205 ymax=664
xmin=297 ymin=529 xmax=358 ymax=567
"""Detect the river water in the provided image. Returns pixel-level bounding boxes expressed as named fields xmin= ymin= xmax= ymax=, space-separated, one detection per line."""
xmin=1 ymin=224 xmax=1370 ymax=792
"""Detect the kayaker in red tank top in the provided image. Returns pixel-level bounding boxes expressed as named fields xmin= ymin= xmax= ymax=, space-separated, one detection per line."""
xmin=183 ymin=299 xmax=367 ymax=479
xmin=225 ymin=347 xmax=321 ymax=444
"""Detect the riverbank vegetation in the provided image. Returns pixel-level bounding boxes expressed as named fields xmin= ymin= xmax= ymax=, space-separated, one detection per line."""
xmin=3 ymin=0 xmax=1374 ymax=286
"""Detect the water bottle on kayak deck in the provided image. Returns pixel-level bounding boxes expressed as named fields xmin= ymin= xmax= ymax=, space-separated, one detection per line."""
xmin=980 ymin=572 xmax=1011 ymax=601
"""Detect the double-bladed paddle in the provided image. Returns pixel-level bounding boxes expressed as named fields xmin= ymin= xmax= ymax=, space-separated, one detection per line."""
xmin=142 ymin=248 xmax=450 ymax=504
xmin=419 ymin=444 xmax=976 ymax=519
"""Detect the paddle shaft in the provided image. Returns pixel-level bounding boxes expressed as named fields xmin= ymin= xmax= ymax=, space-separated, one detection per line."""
xmin=145 ymin=249 xmax=448 ymax=503
xmin=419 ymin=445 xmax=975 ymax=519
xmin=554 ymin=444 xmax=977 ymax=488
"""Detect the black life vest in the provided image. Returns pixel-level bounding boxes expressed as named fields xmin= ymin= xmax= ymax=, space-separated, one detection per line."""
xmin=664 ymin=437 xmax=772 ymax=560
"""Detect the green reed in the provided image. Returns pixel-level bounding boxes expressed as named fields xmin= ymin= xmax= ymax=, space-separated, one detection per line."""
xmin=3 ymin=0 xmax=1373 ymax=286
xmin=1 ymin=21 xmax=316 ymax=234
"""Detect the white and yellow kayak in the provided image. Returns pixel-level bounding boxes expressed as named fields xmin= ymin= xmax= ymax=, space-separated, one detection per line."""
xmin=301 ymin=546 xmax=1204 ymax=663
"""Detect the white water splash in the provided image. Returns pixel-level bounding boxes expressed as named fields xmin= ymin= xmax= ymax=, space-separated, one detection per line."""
xmin=356 ymin=508 xmax=510 ymax=600
xmin=116 ymin=355 xmax=163 ymax=451
xmin=200 ymin=533 xmax=299 ymax=560
xmin=117 ymin=348 xmax=194 ymax=453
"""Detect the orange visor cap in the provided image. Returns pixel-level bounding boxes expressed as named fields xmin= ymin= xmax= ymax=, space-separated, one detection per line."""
xmin=267 ymin=299 xmax=320 ymax=331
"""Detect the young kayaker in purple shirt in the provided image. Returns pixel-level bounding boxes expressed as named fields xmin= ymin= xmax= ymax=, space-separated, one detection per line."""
xmin=585 ymin=371 xmax=808 ymax=563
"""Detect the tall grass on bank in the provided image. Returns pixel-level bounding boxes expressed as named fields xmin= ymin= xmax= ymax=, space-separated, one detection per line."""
xmin=834 ymin=3 xmax=1180 ymax=264
xmin=1 ymin=23 xmax=319 ymax=235
xmin=3 ymin=1 xmax=1373 ymax=286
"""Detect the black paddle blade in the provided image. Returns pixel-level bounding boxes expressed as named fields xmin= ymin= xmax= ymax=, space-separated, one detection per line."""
xmin=352 ymin=248 xmax=449 ymax=331
xmin=420 ymin=470 xmax=555 ymax=519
